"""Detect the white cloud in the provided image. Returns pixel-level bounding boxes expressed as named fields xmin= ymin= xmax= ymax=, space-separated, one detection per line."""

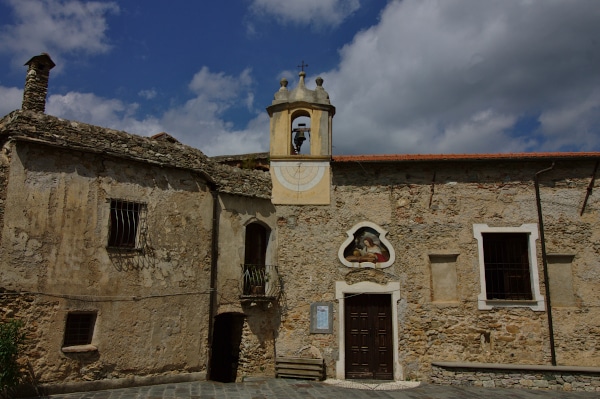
xmin=538 ymin=90 xmax=600 ymax=151
xmin=158 ymin=67 xmax=266 ymax=155
xmin=0 ymin=86 xmax=23 ymax=116
xmin=47 ymin=92 xmax=162 ymax=137
xmin=199 ymin=113 xmax=270 ymax=156
xmin=0 ymin=0 xmax=119 ymax=67
xmin=14 ymin=0 xmax=600 ymax=157
xmin=43 ymin=67 xmax=268 ymax=156
xmin=436 ymin=110 xmax=524 ymax=154
xmin=138 ymin=89 xmax=157 ymax=100
xmin=249 ymin=0 xmax=360 ymax=28
xmin=321 ymin=0 xmax=600 ymax=154
xmin=189 ymin=67 xmax=253 ymax=101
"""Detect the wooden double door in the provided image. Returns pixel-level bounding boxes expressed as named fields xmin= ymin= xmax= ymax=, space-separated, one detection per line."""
xmin=345 ymin=293 xmax=393 ymax=380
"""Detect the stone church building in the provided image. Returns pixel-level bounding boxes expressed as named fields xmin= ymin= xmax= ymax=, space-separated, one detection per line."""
xmin=1 ymin=54 xmax=600 ymax=393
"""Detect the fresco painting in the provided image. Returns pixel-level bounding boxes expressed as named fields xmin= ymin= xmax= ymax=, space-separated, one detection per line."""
xmin=343 ymin=227 xmax=390 ymax=264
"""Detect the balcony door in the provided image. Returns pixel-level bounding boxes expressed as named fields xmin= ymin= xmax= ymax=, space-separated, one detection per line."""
xmin=243 ymin=223 xmax=268 ymax=295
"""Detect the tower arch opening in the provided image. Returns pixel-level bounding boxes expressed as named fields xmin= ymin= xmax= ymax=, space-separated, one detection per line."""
xmin=291 ymin=114 xmax=311 ymax=155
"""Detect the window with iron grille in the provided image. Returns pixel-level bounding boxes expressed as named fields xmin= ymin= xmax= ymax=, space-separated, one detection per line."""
xmin=482 ymin=233 xmax=532 ymax=300
xmin=108 ymin=199 xmax=146 ymax=249
xmin=63 ymin=312 xmax=96 ymax=347
xmin=473 ymin=224 xmax=545 ymax=311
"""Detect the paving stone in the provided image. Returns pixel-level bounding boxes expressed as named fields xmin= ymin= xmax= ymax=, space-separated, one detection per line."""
xmin=37 ymin=378 xmax=600 ymax=399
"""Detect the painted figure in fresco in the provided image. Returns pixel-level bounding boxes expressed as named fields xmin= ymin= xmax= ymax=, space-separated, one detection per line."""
xmin=362 ymin=237 xmax=386 ymax=262
xmin=344 ymin=231 xmax=389 ymax=264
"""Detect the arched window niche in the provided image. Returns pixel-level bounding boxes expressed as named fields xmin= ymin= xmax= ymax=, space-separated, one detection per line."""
xmin=242 ymin=222 xmax=269 ymax=296
xmin=338 ymin=222 xmax=395 ymax=269
xmin=291 ymin=111 xmax=311 ymax=155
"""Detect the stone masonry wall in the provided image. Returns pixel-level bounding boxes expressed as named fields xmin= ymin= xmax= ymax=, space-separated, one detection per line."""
xmin=0 ymin=289 xmax=58 ymax=388
xmin=0 ymin=140 xmax=9 ymax=252
xmin=0 ymin=141 xmax=215 ymax=384
xmin=431 ymin=364 xmax=600 ymax=392
xmin=212 ymin=193 xmax=279 ymax=380
xmin=273 ymin=159 xmax=600 ymax=380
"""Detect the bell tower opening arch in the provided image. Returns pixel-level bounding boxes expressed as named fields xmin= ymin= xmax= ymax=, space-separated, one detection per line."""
xmin=291 ymin=112 xmax=310 ymax=155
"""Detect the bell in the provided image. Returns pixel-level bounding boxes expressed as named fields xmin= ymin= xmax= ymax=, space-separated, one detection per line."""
xmin=294 ymin=131 xmax=306 ymax=153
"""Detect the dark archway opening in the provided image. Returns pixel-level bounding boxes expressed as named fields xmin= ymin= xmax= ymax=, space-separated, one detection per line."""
xmin=209 ymin=313 xmax=245 ymax=382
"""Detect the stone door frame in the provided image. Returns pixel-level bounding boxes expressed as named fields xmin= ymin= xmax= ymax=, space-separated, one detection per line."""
xmin=335 ymin=281 xmax=402 ymax=380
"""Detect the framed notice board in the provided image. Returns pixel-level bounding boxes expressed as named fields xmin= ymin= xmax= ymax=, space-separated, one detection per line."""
xmin=310 ymin=302 xmax=333 ymax=334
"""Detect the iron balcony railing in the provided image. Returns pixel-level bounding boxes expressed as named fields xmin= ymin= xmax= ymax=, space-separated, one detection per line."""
xmin=240 ymin=264 xmax=281 ymax=300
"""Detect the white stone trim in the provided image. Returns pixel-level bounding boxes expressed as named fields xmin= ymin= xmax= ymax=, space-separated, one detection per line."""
xmin=335 ymin=281 xmax=402 ymax=380
xmin=473 ymin=224 xmax=545 ymax=311
xmin=338 ymin=221 xmax=395 ymax=269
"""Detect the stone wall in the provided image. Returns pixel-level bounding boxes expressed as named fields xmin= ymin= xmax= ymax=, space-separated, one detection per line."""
xmin=431 ymin=363 xmax=600 ymax=392
xmin=0 ymin=140 xmax=9 ymax=251
xmin=0 ymin=289 xmax=58 ymax=388
xmin=273 ymin=159 xmax=600 ymax=380
xmin=0 ymin=141 xmax=215 ymax=384
xmin=236 ymin=306 xmax=278 ymax=379
xmin=212 ymin=193 xmax=280 ymax=380
xmin=0 ymin=109 xmax=276 ymax=386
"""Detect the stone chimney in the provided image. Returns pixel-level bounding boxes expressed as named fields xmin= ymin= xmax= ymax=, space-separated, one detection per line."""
xmin=22 ymin=53 xmax=55 ymax=113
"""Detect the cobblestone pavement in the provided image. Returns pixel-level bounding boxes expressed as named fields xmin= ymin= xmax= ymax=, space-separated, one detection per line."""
xmin=38 ymin=378 xmax=600 ymax=399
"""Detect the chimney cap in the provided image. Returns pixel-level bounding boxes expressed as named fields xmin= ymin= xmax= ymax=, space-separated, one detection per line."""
xmin=24 ymin=53 xmax=56 ymax=69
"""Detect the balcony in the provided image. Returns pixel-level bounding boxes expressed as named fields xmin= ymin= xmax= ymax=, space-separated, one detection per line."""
xmin=239 ymin=264 xmax=281 ymax=302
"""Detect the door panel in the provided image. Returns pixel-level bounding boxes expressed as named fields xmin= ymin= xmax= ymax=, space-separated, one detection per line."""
xmin=345 ymin=294 xmax=393 ymax=380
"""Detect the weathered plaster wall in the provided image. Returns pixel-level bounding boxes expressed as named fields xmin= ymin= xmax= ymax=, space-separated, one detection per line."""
xmin=214 ymin=193 xmax=280 ymax=378
xmin=215 ymin=194 xmax=277 ymax=309
xmin=0 ymin=142 xmax=214 ymax=383
xmin=273 ymin=160 xmax=600 ymax=380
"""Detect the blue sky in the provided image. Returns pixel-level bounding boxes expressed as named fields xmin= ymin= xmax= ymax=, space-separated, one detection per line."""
xmin=1 ymin=0 xmax=599 ymax=156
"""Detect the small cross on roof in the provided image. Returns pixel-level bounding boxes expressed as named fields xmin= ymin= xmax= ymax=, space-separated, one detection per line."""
xmin=297 ymin=60 xmax=309 ymax=72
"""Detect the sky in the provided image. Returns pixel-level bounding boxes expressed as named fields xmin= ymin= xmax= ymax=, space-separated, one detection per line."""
xmin=0 ymin=0 xmax=599 ymax=156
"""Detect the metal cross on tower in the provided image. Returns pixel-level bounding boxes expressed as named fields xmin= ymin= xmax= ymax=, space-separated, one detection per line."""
xmin=297 ymin=60 xmax=309 ymax=72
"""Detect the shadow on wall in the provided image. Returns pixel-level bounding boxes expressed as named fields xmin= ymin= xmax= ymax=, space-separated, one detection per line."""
xmin=108 ymin=246 xmax=157 ymax=272
xmin=242 ymin=301 xmax=282 ymax=347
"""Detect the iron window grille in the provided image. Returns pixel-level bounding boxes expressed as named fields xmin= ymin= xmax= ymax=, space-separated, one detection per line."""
xmin=108 ymin=199 xmax=147 ymax=249
xmin=240 ymin=264 xmax=281 ymax=299
xmin=63 ymin=312 xmax=96 ymax=347
xmin=482 ymin=232 xmax=533 ymax=300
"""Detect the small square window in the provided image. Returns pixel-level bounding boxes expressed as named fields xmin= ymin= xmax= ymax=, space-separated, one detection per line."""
xmin=108 ymin=199 xmax=146 ymax=249
xmin=63 ymin=312 xmax=96 ymax=347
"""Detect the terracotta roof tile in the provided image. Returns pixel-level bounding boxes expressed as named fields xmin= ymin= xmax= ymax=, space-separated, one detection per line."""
xmin=333 ymin=152 xmax=600 ymax=163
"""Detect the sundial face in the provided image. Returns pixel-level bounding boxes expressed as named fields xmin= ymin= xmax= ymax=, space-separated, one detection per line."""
xmin=273 ymin=162 xmax=327 ymax=192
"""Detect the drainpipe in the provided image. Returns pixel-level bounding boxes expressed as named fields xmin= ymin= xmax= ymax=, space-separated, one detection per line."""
xmin=534 ymin=162 xmax=556 ymax=366
xmin=580 ymin=161 xmax=598 ymax=216
xmin=206 ymin=186 xmax=220 ymax=379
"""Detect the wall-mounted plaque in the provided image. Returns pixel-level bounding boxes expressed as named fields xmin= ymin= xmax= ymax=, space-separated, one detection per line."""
xmin=310 ymin=302 xmax=333 ymax=334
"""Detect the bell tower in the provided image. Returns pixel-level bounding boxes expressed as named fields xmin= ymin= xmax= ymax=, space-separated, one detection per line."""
xmin=267 ymin=68 xmax=335 ymax=204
